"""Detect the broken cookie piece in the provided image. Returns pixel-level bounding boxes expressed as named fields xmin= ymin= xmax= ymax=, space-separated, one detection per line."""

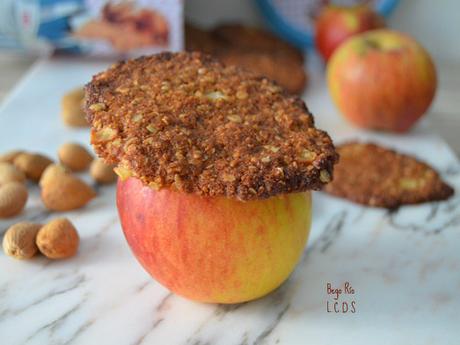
xmin=323 ymin=142 xmax=454 ymax=209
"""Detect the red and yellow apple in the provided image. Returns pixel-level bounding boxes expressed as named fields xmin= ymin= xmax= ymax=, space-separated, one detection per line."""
xmin=327 ymin=29 xmax=437 ymax=132
xmin=117 ymin=177 xmax=311 ymax=304
xmin=315 ymin=4 xmax=385 ymax=61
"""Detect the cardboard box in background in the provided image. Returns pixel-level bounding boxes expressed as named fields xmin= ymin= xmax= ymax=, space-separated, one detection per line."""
xmin=0 ymin=0 xmax=184 ymax=57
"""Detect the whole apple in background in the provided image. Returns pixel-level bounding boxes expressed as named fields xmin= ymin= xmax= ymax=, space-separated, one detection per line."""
xmin=327 ymin=29 xmax=437 ymax=133
xmin=315 ymin=4 xmax=385 ymax=61
xmin=117 ymin=177 xmax=311 ymax=304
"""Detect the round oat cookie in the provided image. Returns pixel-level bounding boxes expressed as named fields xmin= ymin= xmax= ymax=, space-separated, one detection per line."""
xmin=323 ymin=142 xmax=454 ymax=209
xmin=185 ymin=23 xmax=307 ymax=94
xmin=216 ymin=48 xmax=307 ymax=95
xmin=85 ymin=52 xmax=337 ymax=201
xmin=212 ymin=23 xmax=304 ymax=64
xmin=184 ymin=23 xmax=222 ymax=55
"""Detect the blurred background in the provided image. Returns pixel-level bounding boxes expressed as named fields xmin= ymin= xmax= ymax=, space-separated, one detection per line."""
xmin=1 ymin=0 xmax=459 ymax=153
xmin=186 ymin=0 xmax=460 ymax=63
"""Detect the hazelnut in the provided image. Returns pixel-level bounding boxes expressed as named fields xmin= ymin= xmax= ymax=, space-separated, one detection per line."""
xmin=58 ymin=143 xmax=93 ymax=172
xmin=61 ymin=88 xmax=88 ymax=127
xmin=0 ymin=162 xmax=26 ymax=185
xmin=90 ymin=159 xmax=117 ymax=184
xmin=0 ymin=182 xmax=28 ymax=218
xmin=40 ymin=164 xmax=96 ymax=211
xmin=2 ymin=222 xmax=41 ymax=259
xmin=0 ymin=150 xmax=24 ymax=164
xmin=36 ymin=218 xmax=79 ymax=259
xmin=14 ymin=152 xmax=53 ymax=182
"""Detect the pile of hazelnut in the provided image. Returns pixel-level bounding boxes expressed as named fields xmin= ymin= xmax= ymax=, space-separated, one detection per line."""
xmin=1 ymin=87 xmax=116 ymax=261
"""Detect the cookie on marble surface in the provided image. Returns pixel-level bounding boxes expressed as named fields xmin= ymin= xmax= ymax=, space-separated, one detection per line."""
xmin=85 ymin=52 xmax=337 ymax=201
xmin=323 ymin=142 xmax=454 ymax=209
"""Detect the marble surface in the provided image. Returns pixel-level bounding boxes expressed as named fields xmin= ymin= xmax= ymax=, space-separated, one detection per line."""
xmin=0 ymin=58 xmax=459 ymax=345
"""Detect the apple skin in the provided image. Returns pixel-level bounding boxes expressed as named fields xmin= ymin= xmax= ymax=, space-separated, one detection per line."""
xmin=315 ymin=5 xmax=385 ymax=61
xmin=327 ymin=29 xmax=437 ymax=133
xmin=117 ymin=177 xmax=311 ymax=304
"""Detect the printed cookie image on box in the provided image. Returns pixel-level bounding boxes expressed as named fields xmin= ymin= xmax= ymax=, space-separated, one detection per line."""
xmin=71 ymin=0 xmax=183 ymax=56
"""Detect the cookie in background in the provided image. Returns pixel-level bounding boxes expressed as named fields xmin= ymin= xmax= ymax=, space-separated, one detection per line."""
xmin=185 ymin=23 xmax=308 ymax=95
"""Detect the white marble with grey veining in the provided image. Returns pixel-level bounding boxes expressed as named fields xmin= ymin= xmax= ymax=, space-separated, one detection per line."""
xmin=0 ymin=57 xmax=459 ymax=345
